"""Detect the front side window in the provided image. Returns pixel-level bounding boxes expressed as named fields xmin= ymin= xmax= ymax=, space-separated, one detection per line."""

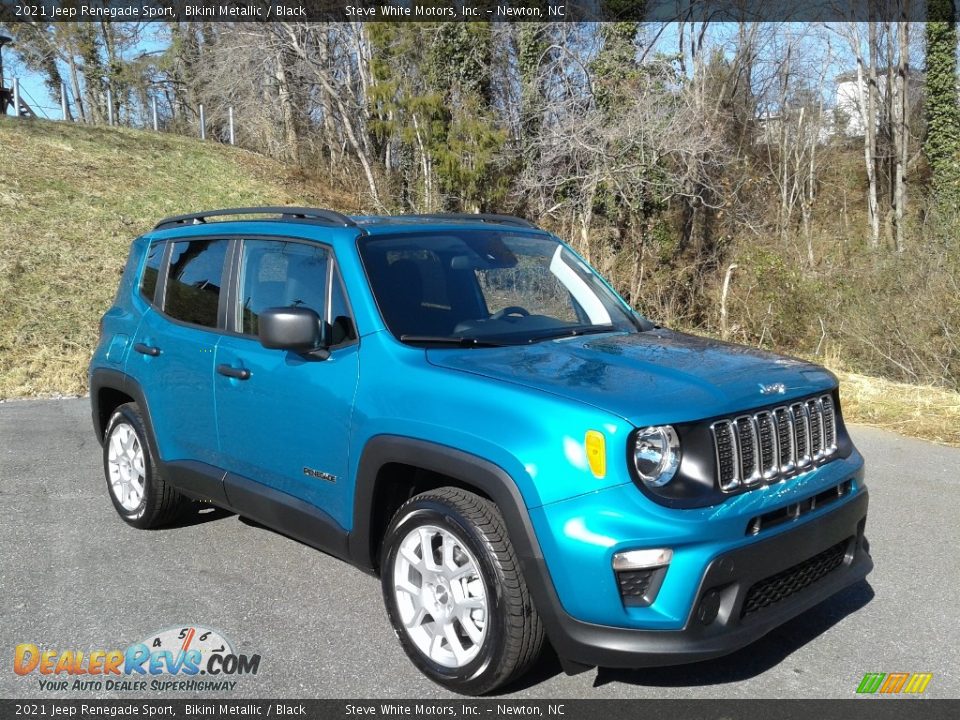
xmin=237 ymin=240 xmax=330 ymax=336
xmin=164 ymin=239 xmax=229 ymax=328
xmin=358 ymin=231 xmax=643 ymax=344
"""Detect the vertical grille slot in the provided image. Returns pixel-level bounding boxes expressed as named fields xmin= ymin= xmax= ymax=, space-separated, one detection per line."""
xmin=792 ymin=403 xmax=812 ymax=467
xmin=821 ymin=395 xmax=837 ymax=451
xmin=711 ymin=394 xmax=840 ymax=493
xmin=807 ymin=398 xmax=825 ymax=457
xmin=774 ymin=406 xmax=796 ymax=473
xmin=735 ymin=416 xmax=762 ymax=485
xmin=711 ymin=420 xmax=739 ymax=490
xmin=755 ymin=411 xmax=778 ymax=479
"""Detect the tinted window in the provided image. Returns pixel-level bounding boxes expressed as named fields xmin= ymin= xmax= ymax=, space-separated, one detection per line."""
xmin=139 ymin=242 xmax=164 ymax=304
xmin=164 ymin=239 xmax=229 ymax=328
xmin=238 ymin=240 xmax=329 ymax=336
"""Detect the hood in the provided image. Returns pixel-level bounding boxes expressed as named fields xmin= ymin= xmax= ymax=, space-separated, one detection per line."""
xmin=426 ymin=329 xmax=837 ymax=426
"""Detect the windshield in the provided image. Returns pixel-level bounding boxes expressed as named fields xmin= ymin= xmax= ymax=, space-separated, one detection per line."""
xmin=358 ymin=231 xmax=646 ymax=345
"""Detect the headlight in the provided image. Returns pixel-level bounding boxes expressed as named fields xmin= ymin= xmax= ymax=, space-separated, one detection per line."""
xmin=633 ymin=425 xmax=681 ymax=487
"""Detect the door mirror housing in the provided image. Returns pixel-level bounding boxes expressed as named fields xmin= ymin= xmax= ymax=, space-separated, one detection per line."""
xmin=258 ymin=307 xmax=330 ymax=359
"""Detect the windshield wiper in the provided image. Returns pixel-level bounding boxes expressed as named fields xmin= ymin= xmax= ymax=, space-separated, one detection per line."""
xmin=525 ymin=324 xmax=617 ymax=343
xmin=400 ymin=335 xmax=507 ymax=348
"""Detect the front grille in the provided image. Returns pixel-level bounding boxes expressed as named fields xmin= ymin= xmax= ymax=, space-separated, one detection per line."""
xmin=711 ymin=393 xmax=839 ymax=492
xmin=741 ymin=540 xmax=848 ymax=618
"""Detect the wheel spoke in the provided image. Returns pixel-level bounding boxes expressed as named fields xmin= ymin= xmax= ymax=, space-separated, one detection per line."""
xmin=109 ymin=434 xmax=123 ymax=459
xmin=428 ymin=629 xmax=445 ymax=660
xmin=129 ymin=478 xmax=143 ymax=504
xmin=449 ymin=563 xmax=476 ymax=581
xmin=394 ymin=575 xmax=420 ymax=598
xmin=457 ymin=611 xmax=484 ymax=645
xmin=419 ymin=529 xmax=438 ymax=572
xmin=442 ymin=622 xmax=468 ymax=665
xmin=404 ymin=604 xmax=428 ymax=630
xmin=399 ymin=544 xmax=423 ymax=569
xmin=127 ymin=437 xmax=140 ymax=462
xmin=442 ymin=534 xmax=457 ymax=573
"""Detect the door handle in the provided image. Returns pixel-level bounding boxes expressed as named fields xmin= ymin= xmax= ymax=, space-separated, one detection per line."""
xmin=217 ymin=364 xmax=251 ymax=380
xmin=133 ymin=342 xmax=161 ymax=357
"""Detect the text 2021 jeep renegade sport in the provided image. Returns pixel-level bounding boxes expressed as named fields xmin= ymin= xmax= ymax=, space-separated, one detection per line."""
xmin=90 ymin=207 xmax=872 ymax=694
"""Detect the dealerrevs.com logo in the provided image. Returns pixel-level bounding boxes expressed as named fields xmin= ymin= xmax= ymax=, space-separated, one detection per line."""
xmin=14 ymin=626 xmax=261 ymax=692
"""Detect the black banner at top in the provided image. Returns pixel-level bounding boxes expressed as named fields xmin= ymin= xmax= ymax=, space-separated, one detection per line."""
xmin=0 ymin=0 xmax=955 ymax=23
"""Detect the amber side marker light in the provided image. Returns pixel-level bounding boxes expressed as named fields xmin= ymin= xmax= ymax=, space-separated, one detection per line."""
xmin=585 ymin=430 xmax=606 ymax=478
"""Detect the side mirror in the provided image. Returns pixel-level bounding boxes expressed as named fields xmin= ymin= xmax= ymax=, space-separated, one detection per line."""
xmin=258 ymin=307 xmax=330 ymax=360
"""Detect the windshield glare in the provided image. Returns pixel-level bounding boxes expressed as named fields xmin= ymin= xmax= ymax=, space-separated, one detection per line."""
xmin=358 ymin=231 xmax=642 ymax=345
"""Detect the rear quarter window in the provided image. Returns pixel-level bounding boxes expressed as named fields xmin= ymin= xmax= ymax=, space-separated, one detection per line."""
xmin=138 ymin=242 xmax=165 ymax=304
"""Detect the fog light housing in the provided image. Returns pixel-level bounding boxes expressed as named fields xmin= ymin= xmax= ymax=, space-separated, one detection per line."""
xmin=612 ymin=548 xmax=673 ymax=607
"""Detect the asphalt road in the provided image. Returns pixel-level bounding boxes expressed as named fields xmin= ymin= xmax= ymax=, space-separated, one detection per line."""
xmin=1 ymin=398 xmax=957 ymax=699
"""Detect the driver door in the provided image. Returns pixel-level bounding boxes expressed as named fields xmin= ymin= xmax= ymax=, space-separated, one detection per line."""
xmin=214 ymin=237 xmax=359 ymax=530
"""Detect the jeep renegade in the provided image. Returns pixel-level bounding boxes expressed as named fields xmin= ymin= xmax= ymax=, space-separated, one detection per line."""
xmin=89 ymin=207 xmax=872 ymax=695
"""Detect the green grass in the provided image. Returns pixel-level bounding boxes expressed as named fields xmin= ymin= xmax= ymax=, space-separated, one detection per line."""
xmin=0 ymin=118 xmax=355 ymax=397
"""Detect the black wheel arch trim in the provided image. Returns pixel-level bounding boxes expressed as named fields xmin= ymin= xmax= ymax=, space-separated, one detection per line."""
xmin=349 ymin=435 xmax=582 ymax=659
xmin=90 ymin=368 xmax=158 ymax=455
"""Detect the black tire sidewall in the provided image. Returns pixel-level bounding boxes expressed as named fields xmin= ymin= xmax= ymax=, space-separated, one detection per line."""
xmin=381 ymin=498 xmax=510 ymax=695
xmin=102 ymin=404 xmax=152 ymax=527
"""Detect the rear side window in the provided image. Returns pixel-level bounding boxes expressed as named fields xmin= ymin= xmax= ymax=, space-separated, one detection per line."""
xmin=164 ymin=239 xmax=229 ymax=328
xmin=139 ymin=242 xmax=165 ymax=304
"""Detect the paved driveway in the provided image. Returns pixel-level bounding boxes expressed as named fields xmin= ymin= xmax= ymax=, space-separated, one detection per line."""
xmin=1 ymin=399 xmax=956 ymax=698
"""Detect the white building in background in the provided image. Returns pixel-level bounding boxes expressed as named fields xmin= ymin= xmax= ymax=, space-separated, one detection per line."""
xmin=834 ymin=69 xmax=924 ymax=137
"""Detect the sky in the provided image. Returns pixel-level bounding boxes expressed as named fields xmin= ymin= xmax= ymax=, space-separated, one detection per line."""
xmin=0 ymin=24 xmax=168 ymax=120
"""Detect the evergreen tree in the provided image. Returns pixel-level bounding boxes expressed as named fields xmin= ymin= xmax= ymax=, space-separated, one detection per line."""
xmin=924 ymin=0 xmax=960 ymax=206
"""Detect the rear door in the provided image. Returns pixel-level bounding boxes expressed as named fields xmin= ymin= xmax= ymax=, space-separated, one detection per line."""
xmin=130 ymin=237 xmax=230 ymax=470
xmin=214 ymin=237 xmax=360 ymax=529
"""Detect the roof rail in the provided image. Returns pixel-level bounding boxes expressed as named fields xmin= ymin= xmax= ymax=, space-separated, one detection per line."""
xmin=153 ymin=207 xmax=357 ymax=231
xmin=403 ymin=213 xmax=537 ymax=229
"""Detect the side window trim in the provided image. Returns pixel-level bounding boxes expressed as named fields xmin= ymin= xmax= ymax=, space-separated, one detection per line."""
xmin=327 ymin=257 xmax=358 ymax=350
xmin=154 ymin=239 xmax=173 ymax=310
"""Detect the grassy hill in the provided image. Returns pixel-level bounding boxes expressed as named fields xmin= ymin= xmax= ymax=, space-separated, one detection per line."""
xmin=0 ymin=118 xmax=357 ymax=397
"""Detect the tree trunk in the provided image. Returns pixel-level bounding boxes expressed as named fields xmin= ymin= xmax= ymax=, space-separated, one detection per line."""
xmin=274 ymin=51 xmax=301 ymax=165
xmin=894 ymin=20 xmax=910 ymax=254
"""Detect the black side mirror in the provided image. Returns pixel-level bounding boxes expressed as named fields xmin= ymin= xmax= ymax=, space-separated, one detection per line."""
xmin=258 ymin=307 xmax=330 ymax=360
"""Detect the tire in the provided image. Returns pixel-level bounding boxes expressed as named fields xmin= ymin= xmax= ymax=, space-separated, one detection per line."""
xmin=380 ymin=487 xmax=544 ymax=695
xmin=102 ymin=402 xmax=187 ymax=528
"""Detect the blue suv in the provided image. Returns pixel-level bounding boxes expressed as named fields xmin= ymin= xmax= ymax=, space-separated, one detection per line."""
xmin=90 ymin=207 xmax=872 ymax=694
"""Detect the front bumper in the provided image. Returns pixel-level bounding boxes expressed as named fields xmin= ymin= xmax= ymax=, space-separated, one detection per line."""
xmin=528 ymin=487 xmax=872 ymax=669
